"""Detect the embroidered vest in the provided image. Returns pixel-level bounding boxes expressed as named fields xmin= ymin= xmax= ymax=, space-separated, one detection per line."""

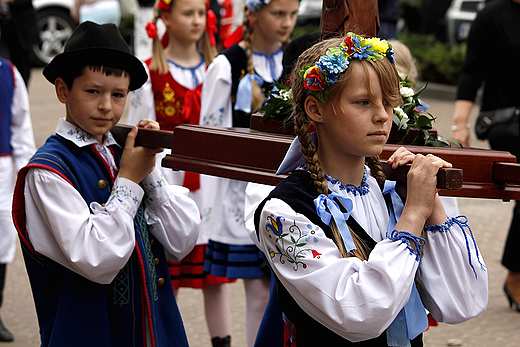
xmin=0 ymin=57 xmax=15 ymax=156
xmin=222 ymin=44 xmax=274 ymax=128
xmin=145 ymin=58 xmax=202 ymax=132
xmin=12 ymin=135 xmax=189 ymax=347
xmin=254 ymin=170 xmax=423 ymax=347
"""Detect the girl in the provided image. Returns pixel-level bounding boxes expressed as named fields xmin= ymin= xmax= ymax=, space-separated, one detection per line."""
xmin=199 ymin=0 xmax=300 ymax=346
xmin=127 ymin=1 xmax=234 ymax=346
xmin=252 ymin=34 xmax=489 ymax=346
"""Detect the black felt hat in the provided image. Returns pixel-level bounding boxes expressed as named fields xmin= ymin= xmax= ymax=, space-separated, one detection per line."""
xmin=43 ymin=21 xmax=147 ymax=91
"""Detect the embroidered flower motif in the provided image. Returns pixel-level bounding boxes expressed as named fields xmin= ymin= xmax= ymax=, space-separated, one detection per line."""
xmin=110 ymin=185 xmax=139 ymax=205
xmin=266 ymin=215 xmax=285 ymax=237
xmin=68 ymin=127 xmax=93 ymax=142
xmin=142 ymin=175 xmax=167 ymax=201
xmin=265 ymin=216 xmax=324 ymax=271
xmin=302 ymin=224 xmax=324 ymax=243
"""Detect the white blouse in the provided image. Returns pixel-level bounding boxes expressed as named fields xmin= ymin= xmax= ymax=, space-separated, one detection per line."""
xmin=21 ymin=118 xmax=201 ymax=284
xmin=126 ymin=58 xmax=217 ymax=245
xmin=0 ymin=63 xmax=36 ymax=264
xmin=253 ymin=168 xmax=488 ymax=342
xmin=199 ymin=46 xmax=283 ymax=127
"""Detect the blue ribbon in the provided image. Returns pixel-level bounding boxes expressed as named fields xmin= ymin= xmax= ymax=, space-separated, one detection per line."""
xmin=382 ymin=181 xmax=428 ymax=346
xmin=313 ymin=193 xmax=356 ymax=253
xmin=234 ymin=73 xmax=263 ymax=113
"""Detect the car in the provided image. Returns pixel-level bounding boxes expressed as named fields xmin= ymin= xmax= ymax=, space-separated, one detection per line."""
xmin=296 ymin=0 xmax=322 ymax=24
xmin=445 ymin=0 xmax=485 ymax=45
xmin=32 ymin=0 xmax=76 ymax=67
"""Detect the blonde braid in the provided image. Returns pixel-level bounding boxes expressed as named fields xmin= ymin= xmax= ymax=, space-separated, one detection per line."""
xmin=365 ymin=156 xmax=386 ymax=190
xmin=291 ymin=38 xmax=370 ymax=260
xmin=148 ymin=0 xmax=169 ymax=74
xmin=242 ymin=6 xmax=263 ymax=113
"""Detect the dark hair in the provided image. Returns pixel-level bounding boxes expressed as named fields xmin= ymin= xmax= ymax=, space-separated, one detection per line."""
xmin=61 ymin=65 xmax=130 ymax=89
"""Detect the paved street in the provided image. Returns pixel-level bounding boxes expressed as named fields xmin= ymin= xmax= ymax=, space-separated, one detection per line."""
xmin=1 ymin=69 xmax=519 ymax=346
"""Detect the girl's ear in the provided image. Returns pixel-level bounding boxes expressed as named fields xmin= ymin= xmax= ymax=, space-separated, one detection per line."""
xmin=55 ymin=77 xmax=69 ymax=104
xmin=305 ymin=95 xmax=325 ymax=124
xmin=160 ymin=10 xmax=171 ymax=27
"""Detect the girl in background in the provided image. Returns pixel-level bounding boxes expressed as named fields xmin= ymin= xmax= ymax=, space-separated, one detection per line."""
xmin=252 ymin=34 xmax=488 ymax=346
xmin=127 ymin=1 xmax=234 ymax=346
xmin=199 ymin=0 xmax=300 ymax=346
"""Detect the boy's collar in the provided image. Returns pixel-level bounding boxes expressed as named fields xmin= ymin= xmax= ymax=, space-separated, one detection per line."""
xmin=56 ymin=118 xmax=120 ymax=148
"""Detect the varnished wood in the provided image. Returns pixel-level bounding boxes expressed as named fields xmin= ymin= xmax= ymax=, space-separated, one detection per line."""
xmin=111 ymin=123 xmax=520 ymax=199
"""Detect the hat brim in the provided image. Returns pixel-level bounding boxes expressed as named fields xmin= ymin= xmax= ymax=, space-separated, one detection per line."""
xmin=43 ymin=47 xmax=147 ymax=91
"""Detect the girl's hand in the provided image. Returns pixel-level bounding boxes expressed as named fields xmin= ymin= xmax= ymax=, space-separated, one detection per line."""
xmin=394 ymin=152 xmax=452 ymax=236
xmin=137 ymin=119 xmax=160 ymax=130
xmin=118 ymin=126 xmax=164 ymax=184
xmin=387 ymin=146 xmax=416 ymax=169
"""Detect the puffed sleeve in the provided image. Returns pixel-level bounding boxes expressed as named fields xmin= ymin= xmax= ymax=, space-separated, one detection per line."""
xmin=10 ymin=66 xmax=36 ymax=171
xmin=417 ymin=216 xmax=488 ymax=323
xmin=200 ymin=54 xmax=233 ymax=127
xmin=127 ymin=62 xmax=156 ymax=125
xmin=256 ymin=198 xmax=424 ymax=342
xmin=140 ymin=167 xmax=200 ymax=261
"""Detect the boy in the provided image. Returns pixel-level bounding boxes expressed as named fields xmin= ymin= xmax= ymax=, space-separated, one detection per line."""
xmin=12 ymin=21 xmax=200 ymax=346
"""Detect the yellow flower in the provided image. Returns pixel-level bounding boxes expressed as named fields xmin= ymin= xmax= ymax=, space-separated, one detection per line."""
xmin=364 ymin=37 xmax=389 ymax=54
xmin=163 ymin=0 xmax=171 ymax=4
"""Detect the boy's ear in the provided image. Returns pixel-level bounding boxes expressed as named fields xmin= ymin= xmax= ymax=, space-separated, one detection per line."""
xmin=305 ymin=95 xmax=325 ymax=124
xmin=55 ymin=77 xmax=69 ymax=104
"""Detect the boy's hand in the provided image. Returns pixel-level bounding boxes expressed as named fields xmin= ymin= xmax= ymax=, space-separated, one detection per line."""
xmin=136 ymin=119 xmax=160 ymax=130
xmin=119 ymin=126 xmax=163 ymax=184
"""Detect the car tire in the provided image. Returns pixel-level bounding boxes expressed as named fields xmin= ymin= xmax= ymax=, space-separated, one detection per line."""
xmin=32 ymin=7 xmax=76 ymax=67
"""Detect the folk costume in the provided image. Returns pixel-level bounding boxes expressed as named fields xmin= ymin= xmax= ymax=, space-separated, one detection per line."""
xmin=11 ymin=21 xmax=199 ymax=346
xmin=0 ymin=56 xmax=35 ymax=266
xmin=252 ymin=166 xmax=489 ymax=346
xmin=0 ymin=56 xmax=35 ymax=343
xmin=250 ymin=33 xmax=488 ymax=346
xmin=13 ymin=119 xmax=200 ymax=346
xmin=199 ymin=43 xmax=283 ymax=279
xmin=128 ymin=57 xmax=234 ymax=289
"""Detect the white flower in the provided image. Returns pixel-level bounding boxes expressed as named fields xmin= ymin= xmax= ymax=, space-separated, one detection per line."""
xmin=279 ymin=89 xmax=292 ymax=101
xmin=400 ymin=86 xmax=415 ymax=98
xmin=394 ymin=107 xmax=409 ymax=129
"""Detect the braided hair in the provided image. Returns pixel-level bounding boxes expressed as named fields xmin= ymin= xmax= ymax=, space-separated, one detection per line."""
xmin=291 ymin=37 xmax=402 ymax=259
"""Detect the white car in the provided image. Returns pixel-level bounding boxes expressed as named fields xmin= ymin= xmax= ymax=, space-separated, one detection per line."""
xmin=445 ymin=0 xmax=485 ymax=45
xmin=32 ymin=0 xmax=75 ymax=66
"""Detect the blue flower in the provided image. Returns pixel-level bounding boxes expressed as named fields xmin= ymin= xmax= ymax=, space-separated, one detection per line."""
xmin=266 ymin=215 xmax=285 ymax=237
xmin=320 ymin=52 xmax=349 ymax=75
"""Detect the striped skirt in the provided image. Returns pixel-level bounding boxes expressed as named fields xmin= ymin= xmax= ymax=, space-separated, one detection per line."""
xmin=168 ymin=244 xmax=235 ymax=290
xmin=203 ymin=240 xmax=267 ymax=279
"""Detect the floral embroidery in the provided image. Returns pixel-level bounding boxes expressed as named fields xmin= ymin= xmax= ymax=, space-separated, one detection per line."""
xmin=68 ymin=127 xmax=93 ymax=142
xmin=201 ymin=207 xmax=212 ymax=224
xmin=302 ymin=224 xmax=324 ymax=243
xmin=228 ymin=207 xmax=245 ymax=226
xmin=265 ymin=215 xmax=325 ymax=271
xmin=110 ymin=185 xmax=139 ymax=204
xmin=202 ymin=108 xmax=225 ymax=126
xmin=142 ymin=175 xmax=167 ymax=201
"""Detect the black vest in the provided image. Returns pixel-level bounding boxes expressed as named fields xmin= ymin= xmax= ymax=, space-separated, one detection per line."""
xmin=254 ymin=170 xmax=423 ymax=347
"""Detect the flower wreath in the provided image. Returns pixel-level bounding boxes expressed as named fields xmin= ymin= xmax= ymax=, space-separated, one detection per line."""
xmin=300 ymin=32 xmax=395 ymax=103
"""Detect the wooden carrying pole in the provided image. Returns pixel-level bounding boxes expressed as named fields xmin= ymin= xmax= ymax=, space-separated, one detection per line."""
xmin=110 ymin=123 xmax=520 ymax=200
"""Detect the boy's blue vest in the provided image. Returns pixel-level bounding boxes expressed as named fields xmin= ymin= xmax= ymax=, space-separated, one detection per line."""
xmin=0 ymin=57 xmax=15 ymax=156
xmin=12 ymin=135 xmax=189 ymax=347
